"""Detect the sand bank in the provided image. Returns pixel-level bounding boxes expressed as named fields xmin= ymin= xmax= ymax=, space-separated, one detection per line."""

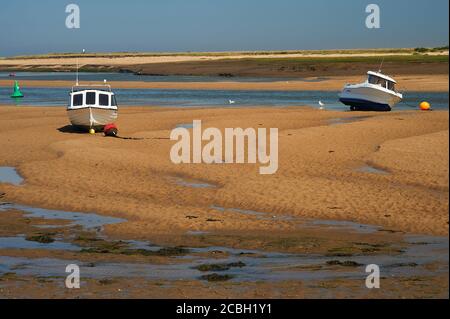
xmin=0 ymin=106 xmax=448 ymax=239
xmin=0 ymin=74 xmax=448 ymax=92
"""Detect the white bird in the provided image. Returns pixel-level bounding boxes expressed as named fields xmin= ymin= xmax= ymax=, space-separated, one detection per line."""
xmin=229 ymin=100 xmax=236 ymax=104
xmin=318 ymin=100 xmax=325 ymax=110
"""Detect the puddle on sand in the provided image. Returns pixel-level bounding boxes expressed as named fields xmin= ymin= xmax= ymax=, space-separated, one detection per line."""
xmin=186 ymin=230 xmax=210 ymax=236
xmin=0 ymin=167 xmax=23 ymax=185
xmin=0 ymin=203 xmax=125 ymax=230
xmin=356 ymin=165 xmax=389 ymax=175
xmin=175 ymin=123 xmax=194 ymax=129
xmin=211 ymin=205 xmax=377 ymax=233
xmin=211 ymin=205 xmax=294 ymax=222
xmin=0 ymin=236 xmax=80 ymax=251
xmin=308 ymin=219 xmax=380 ymax=234
xmin=173 ymin=177 xmax=217 ymax=189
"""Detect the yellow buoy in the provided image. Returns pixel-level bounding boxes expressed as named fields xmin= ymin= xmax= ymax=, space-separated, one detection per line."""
xmin=89 ymin=128 xmax=96 ymax=134
xmin=419 ymin=101 xmax=431 ymax=111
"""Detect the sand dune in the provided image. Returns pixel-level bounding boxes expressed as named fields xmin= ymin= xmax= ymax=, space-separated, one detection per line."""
xmin=1 ymin=51 xmax=447 ymax=66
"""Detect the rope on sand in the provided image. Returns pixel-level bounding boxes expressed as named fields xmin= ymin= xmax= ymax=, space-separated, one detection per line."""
xmin=400 ymin=101 xmax=419 ymax=109
xmin=102 ymin=124 xmax=169 ymax=140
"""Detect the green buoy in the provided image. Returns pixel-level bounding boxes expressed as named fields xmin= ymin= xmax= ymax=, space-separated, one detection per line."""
xmin=11 ymin=81 xmax=24 ymax=98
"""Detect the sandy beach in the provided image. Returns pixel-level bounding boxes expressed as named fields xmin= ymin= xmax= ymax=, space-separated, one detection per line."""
xmin=0 ymin=51 xmax=449 ymax=299
xmin=0 ymin=106 xmax=448 ymax=239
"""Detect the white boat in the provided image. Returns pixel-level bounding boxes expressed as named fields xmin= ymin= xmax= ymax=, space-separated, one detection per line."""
xmin=338 ymin=71 xmax=403 ymax=111
xmin=67 ymin=84 xmax=118 ymax=129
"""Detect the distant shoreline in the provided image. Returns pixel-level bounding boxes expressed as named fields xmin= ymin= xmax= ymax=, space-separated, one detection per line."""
xmin=0 ymin=48 xmax=448 ymax=78
xmin=2 ymin=47 xmax=448 ymax=59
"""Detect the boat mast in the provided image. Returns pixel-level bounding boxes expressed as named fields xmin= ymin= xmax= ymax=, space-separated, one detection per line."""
xmin=75 ymin=49 xmax=85 ymax=86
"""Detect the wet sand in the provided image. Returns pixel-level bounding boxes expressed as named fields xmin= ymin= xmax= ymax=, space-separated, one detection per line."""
xmin=1 ymin=274 xmax=447 ymax=299
xmin=0 ymin=200 xmax=448 ymax=299
xmin=0 ymin=74 xmax=448 ymax=92
xmin=0 ymin=106 xmax=448 ymax=239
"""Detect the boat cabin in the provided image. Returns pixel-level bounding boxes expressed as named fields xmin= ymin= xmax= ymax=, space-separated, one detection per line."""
xmin=366 ymin=71 xmax=397 ymax=92
xmin=68 ymin=85 xmax=117 ymax=109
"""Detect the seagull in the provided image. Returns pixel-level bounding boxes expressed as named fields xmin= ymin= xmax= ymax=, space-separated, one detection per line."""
xmin=229 ymin=100 xmax=236 ymax=105
xmin=318 ymin=101 xmax=325 ymax=110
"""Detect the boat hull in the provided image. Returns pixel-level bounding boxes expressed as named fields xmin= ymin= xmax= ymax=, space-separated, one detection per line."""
xmin=67 ymin=107 xmax=118 ymax=129
xmin=339 ymin=86 xmax=402 ymax=111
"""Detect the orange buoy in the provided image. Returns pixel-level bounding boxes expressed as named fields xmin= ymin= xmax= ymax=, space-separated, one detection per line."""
xmin=419 ymin=101 xmax=431 ymax=111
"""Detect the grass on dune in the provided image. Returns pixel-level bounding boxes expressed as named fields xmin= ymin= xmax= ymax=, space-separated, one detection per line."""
xmin=234 ymin=54 xmax=449 ymax=64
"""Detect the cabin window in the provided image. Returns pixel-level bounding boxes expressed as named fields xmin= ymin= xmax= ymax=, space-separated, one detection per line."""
xmin=73 ymin=93 xmax=83 ymax=106
xmin=99 ymin=94 xmax=109 ymax=106
xmin=368 ymin=75 xmax=378 ymax=85
xmin=86 ymin=92 xmax=96 ymax=105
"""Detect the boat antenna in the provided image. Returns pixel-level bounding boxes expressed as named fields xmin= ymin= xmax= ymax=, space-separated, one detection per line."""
xmin=378 ymin=57 xmax=385 ymax=73
xmin=76 ymin=56 xmax=79 ymax=85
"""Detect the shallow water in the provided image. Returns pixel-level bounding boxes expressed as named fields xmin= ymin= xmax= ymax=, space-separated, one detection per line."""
xmin=0 ymin=234 xmax=447 ymax=282
xmin=0 ymin=167 xmax=23 ymax=185
xmin=0 ymin=86 xmax=447 ymax=111
xmin=0 ymin=201 xmax=447 ymax=284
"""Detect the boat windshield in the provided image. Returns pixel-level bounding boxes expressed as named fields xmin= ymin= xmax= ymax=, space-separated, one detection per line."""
xmin=111 ymin=94 xmax=117 ymax=106
xmin=387 ymin=81 xmax=396 ymax=91
xmin=368 ymin=75 xmax=396 ymax=91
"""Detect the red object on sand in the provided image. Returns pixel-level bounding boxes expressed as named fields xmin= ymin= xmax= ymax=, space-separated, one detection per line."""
xmin=104 ymin=123 xmax=118 ymax=137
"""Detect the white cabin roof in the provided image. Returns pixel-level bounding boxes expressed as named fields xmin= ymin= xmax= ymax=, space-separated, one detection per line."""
xmin=367 ymin=71 xmax=397 ymax=84
xmin=70 ymin=89 xmax=114 ymax=95
xmin=71 ymin=84 xmax=112 ymax=93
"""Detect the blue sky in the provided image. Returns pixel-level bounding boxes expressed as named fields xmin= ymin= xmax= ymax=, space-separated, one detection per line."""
xmin=0 ymin=0 xmax=448 ymax=56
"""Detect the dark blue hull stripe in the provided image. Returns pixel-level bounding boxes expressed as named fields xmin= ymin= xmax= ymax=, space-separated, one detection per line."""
xmin=339 ymin=98 xmax=391 ymax=111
